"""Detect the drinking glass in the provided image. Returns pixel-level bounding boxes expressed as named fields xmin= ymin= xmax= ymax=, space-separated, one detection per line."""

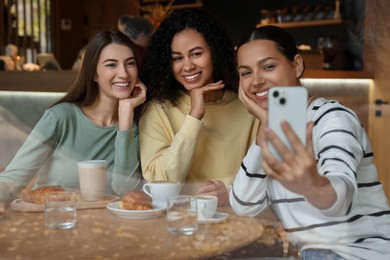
xmin=45 ymin=191 xmax=77 ymax=229
xmin=166 ymin=196 xmax=197 ymax=235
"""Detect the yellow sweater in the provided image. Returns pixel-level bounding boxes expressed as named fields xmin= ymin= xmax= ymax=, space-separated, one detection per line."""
xmin=139 ymin=90 xmax=260 ymax=194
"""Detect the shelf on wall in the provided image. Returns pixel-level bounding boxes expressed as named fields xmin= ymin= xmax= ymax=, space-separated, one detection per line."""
xmin=140 ymin=0 xmax=202 ymax=10
xmin=257 ymin=18 xmax=345 ymax=29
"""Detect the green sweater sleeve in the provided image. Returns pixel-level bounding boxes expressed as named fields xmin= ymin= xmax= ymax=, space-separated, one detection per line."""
xmin=0 ymin=111 xmax=57 ymax=204
xmin=111 ymin=126 xmax=142 ymax=195
xmin=0 ymin=103 xmax=143 ymax=204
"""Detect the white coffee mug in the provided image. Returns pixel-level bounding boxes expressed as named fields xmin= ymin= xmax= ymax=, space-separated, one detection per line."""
xmin=142 ymin=181 xmax=181 ymax=208
xmin=197 ymin=195 xmax=218 ymax=220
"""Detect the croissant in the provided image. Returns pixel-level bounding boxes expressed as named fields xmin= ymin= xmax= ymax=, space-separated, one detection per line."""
xmin=119 ymin=190 xmax=153 ymax=210
xmin=22 ymin=185 xmax=65 ymax=204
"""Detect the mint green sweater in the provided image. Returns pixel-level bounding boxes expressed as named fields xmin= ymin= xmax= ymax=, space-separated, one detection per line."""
xmin=0 ymin=103 xmax=142 ymax=204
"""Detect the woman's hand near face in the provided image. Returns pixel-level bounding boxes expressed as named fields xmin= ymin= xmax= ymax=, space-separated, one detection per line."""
xmin=189 ymin=80 xmax=224 ymax=120
xmin=238 ymin=85 xmax=267 ymax=145
xmin=118 ymin=80 xmax=147 ymax=131
xmin=261 ymin=121 xmax=337 ymax=209
xmin=238 ymin=84 xmax=267 ymax=121
xmin=198 ymin=180 xmax=229 ymax=206
xmin=128 ymin=80 xmax=147 ymax=108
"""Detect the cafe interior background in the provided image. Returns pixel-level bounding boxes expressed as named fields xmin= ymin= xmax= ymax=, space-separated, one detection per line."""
xmin=0 ymin=0 xmax=389 ymax=199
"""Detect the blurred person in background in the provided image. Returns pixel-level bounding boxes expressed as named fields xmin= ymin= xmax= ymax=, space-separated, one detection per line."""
xmin=118 ymin=15 xmax=155 ymax=68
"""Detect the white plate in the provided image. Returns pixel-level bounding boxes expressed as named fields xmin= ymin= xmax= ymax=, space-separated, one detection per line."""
xmin=106 ymin=201 xmax=166 ymax=219
xmin=198 ymin=212 xmax=229 ymax=224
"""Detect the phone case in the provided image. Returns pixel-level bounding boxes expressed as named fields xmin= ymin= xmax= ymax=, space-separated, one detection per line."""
xmin=267 ymin=87 xmax=308 ymax=160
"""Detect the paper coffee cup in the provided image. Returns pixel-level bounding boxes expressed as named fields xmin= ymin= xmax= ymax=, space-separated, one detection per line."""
xmin=78 ymin=160 xmax=107 ymax=201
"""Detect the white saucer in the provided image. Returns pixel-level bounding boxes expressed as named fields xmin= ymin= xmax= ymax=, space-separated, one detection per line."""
xmin=198 ymin=212 xmax=229 ymax=224
xmin=107 ymin=201 xmax=166 ymax=219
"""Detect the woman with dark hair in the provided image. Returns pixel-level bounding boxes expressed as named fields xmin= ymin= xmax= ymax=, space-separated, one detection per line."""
xmin=139 ymin=9 xmax=259 ymax=205
xmin=230 ymin=25 xmax=390 ymax=259
xmin=0 ymin=29 xmax=147 ymax=205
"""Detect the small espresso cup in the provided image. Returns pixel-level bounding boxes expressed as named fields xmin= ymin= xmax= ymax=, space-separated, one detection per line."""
xmin=45 ymin=191 xmax=77 ymax=229
xmin=196 ymin=195 xmax=218 ymax=220
xmin=142 ymin=181 xmax=181 ymax=208
xmin=77 ymin=160 xmax=107 ymax=201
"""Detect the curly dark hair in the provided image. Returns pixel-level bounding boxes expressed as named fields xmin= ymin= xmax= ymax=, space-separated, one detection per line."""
xmin=140 ymin=9 xmax=238 ymax=106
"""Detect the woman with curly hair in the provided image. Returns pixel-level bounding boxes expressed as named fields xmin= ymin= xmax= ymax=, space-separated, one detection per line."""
xmin=139 ymin=9 xmax=259 ymax=205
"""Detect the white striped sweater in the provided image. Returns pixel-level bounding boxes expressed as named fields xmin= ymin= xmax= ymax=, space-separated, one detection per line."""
xmin=230 ymin=97 xmax=390 ymax=260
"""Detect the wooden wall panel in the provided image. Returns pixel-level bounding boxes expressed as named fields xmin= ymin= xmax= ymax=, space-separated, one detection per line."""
xmin=365 ymin=0 xmax=390 ymax=199
xmin=53 ymin=0 xmax=140 ymax=69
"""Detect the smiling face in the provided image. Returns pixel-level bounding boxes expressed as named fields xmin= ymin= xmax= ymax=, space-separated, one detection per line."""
xmin=170 ymin=28 xmax=214 ymax=92
xmin=237 ymin=39 xmax=303 ymax=110
xmin=95 ymin=43 xmax=138 ymax=101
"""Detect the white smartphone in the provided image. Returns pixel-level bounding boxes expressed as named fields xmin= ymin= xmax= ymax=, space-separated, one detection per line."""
xmin=267 ymin=87 xmax=308 ymax=161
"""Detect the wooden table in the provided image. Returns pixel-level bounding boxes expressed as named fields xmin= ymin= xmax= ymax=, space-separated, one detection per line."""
xmin=0 ymin=205 xmax=290 ymax=259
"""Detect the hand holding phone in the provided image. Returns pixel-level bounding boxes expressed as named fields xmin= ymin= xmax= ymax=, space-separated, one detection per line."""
xmin=267 ymin=87 xmax=308 ymax=160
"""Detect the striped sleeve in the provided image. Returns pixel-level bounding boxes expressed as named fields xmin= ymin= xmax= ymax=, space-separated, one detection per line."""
xmin=229 ymin=141 xmax=270 ymax=216
xmin=309 ymin=100 xmax=364 ymax=216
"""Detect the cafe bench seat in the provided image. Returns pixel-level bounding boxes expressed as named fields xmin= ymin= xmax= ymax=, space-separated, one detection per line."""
xmin=0 ymin=91 xmax=64 ymax=168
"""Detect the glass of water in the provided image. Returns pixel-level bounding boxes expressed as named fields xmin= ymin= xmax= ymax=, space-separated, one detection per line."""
xmin=45 ymin=191 xmax=77 ymax=229
xmin=166 ymin=195 xmax=197 ymax=235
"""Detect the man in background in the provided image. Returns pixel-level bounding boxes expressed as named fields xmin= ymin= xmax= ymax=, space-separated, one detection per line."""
xmin=118 ymin=15 xmax=154 ymax=68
